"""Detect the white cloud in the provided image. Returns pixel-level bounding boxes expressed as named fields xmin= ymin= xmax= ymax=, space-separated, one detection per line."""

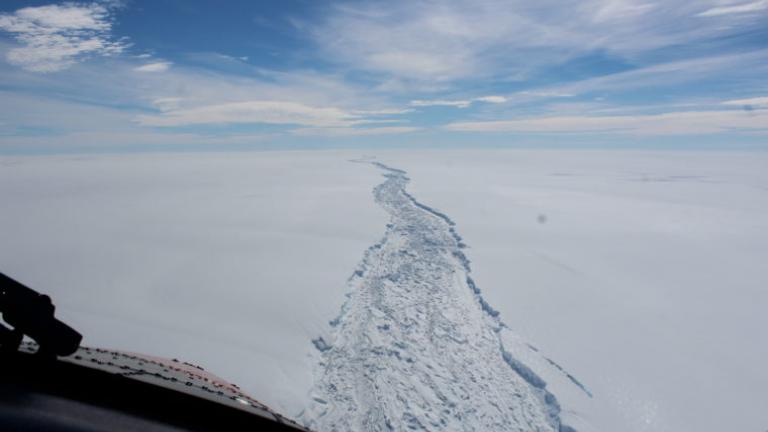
xmin=366 ymin=50 xmax=471 ymax=81
xmin=722 ymin=96 xmax=768 ymax=108
xmin=592 ymin=0 xmax=656 ymax=23
xmin=698 ymin=0 xmax=768 ymax=16
xmin=445 ymin=109 xmax=768 ymax=135
xmin=136 ymin=100 xmax=361 ymax=128
xmin=0 ymin=3 xmax=125 ymax=72
xmin=411 ymin=99 xmax=474 ymax=108
xmin=520 ymin=50 xmax=768 ymax=100
xmin=352 ymin=108 xmax=414 ymax=116
xmin=291 ymin=126 xmax=421 ymax=137
xmin=137 ymin=98 xmax=415 ymax=130
xmin=0 ymin=50 xmax=423 ymax=146
xmin=151 ymin=97 xmax=183 ymax=112
xmin=474 ymin=95 xmax=508 ymax=104
xmin=311 ymin=0 xmax=768 ymax=86
xmin=410 ymin=95 xmax=507 ymax=109
xmin=518 ymin=91 xmax=576 ymax=98
xmin=134 ymin=61 xmax=171 ymax=73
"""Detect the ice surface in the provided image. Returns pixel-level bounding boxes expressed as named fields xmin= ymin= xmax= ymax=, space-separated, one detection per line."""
xmin=379 ymin=150 xmax=768 ymax=432
xmin=1 ymin=150 xmax=767 ymax=432
xmin=302 ymin=161 xmax=563 ymax=431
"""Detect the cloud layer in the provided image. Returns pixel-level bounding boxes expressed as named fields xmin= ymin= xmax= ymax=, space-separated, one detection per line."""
xmin=134 ymin=61 xmax=171 ymax=73
xmin=137 ymin=100 xmax=360 ymax=128
xmin=1 ymin=1 xmax=767 ymax=149
xmin=410 ymin=96 xmax=507 ymax=109
xmin=446 ymin=110 xmax=768 ymax=135
xmin=698 ymin=0 xmax=768 ymax=17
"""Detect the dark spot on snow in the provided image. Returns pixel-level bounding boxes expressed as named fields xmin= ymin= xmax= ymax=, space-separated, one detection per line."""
xmin=312 ymin=337 xmax=331 ymax=352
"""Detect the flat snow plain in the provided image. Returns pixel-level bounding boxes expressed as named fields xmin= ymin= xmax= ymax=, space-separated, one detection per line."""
xmin=1 ymin=150 xmax=766 ymax=431
xmin=382 ymin=150 xmax=768 ymax=432
xmin=0 ymin=152 xmax=387 ymax=414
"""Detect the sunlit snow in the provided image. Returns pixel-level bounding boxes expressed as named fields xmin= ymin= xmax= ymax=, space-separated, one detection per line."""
xmin=1 ymin=150 xmax=766 ymax=431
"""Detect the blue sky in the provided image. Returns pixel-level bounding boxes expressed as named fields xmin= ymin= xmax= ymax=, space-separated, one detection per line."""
xmin=0 ymin=0 xmax=767 ymax=153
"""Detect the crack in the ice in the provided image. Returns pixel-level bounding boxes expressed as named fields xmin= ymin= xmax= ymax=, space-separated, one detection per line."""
xmin=303 ymin=160 xmax=584 ymax=432
xmin=542 ymin=357 xmax=593 ymax=399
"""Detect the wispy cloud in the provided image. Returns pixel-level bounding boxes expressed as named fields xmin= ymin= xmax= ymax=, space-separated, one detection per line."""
xmin=474 ymin=95 xmax=508 ymax=104
xmin=292 ymin=126 xmax=421 ymax=137
xmin=1 ymin=1 xmax=766 ymax=150
xmin=411 ymin=100 xmax=474 ymax=109
xmin=445 ymin=109 xmax=768 ymax=135
xmin=514 ymin=50 xmax=768 ymax=100
xmin=137 ymin=100 xmax=358 ymax=128
xmin=697 ymin=0 xmax=768 ymax=17
xmin=518 ymin=91 xmax=576 ymax=98
xmin=722 ymin=96 xmax=768 ymax=108
xmin=410 ymin=95 xmax=507 ymax=109
xmin=136 ymin=97 xmax=413 ymax=133
xmin=310 ymin=0 xmax=768 ymax=86
xmin=592 ymin=0 xmax=656 ymax=23
xmin=0 ymin=50 xmax=416 ymax=141
xmin=134 ymin=61 xmax=171 ymax=73
xmin=151 ymin=97 xmax=183 ymax=112
xmin=0 ymin=2 xmax=126 ymax=72
xmin=352 ymin=108 xmax=414 ymax=116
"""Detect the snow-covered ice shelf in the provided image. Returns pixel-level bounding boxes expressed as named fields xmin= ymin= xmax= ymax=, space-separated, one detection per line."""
xmin=2 ymin=150 xmax=766 ymax=432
